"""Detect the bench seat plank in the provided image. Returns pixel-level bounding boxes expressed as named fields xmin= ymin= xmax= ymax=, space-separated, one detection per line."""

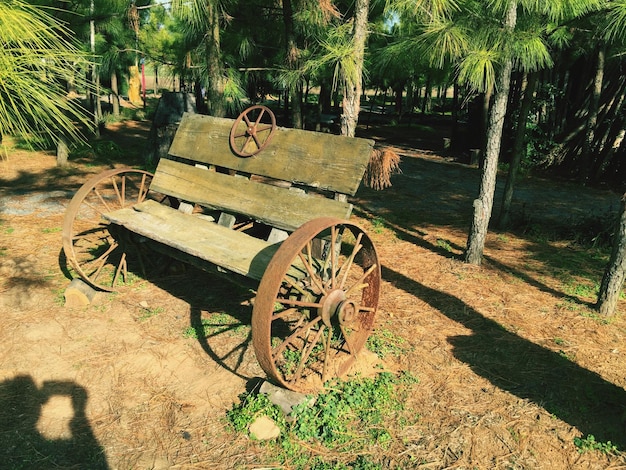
xmin=168 ymin=113 xmax=374 ymax=196
xmin=150 ymin=158 xmax=353 ymax=232
xmin=103 ymin=199 xmax=280 ymax=280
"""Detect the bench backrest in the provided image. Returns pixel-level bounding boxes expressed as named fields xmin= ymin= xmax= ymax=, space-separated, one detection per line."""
xmin=149 ymin=112 xmax=374 ymax=232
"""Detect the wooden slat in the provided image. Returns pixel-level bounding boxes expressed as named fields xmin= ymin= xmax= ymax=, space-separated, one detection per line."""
xmin=167 ymin=113 xmax=374 ymax=196
xmin=103 ymin=200 xmax=279 ymax=280
xmin=150 ymin=158 xmax=353 ymax=232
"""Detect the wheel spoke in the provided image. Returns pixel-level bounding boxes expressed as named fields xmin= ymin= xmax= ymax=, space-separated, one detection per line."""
xmin=272 ymin=316 xmax=322 ymax=358
xmin=92 ymin=188 xmax=113 ymax=213
xmin=345 ymin=263 xmax=377 ymax=297
xmin=88 ymin=241 xmax=119 ymax=282
xmin=255 ymin=109 xmax=265 ymax=125
xmin=276 ymin=297 xmax=322 ymax=309
xmin=242 ymin=135 xmax=254 ymax=151
xmin=251 ymin=133 xmax=263 ymax=149
xmin=322 ymin=325 xmax=333 ymax=383
xmin=272 ymin=307 xmax=299 ymax=321
xmin=137 ymin=173 xmax=149 ymax=203
xmin=298 ymin=251 xmax=326 ymax=294
xmin=330 ymin=226 xmax=338 ymax=289
xmin=256 ymin=124 xmax=273 ymax=133
xmin=84 ymin=241 xmax=118 ymax=270
xmin=119 ymin=175 xmax=126 ymax=207
xmin=109 ymin=175 xmax=124 ymax=209
xmin=339 ymin=233 xmax=363 ymax=290
xmin=283 ymin=275 xmax=312 ymax=297
xmin=291 ymin=325 xmax=325 ymax=383
xmin=112 ymin=252 xmax=127 ymax=286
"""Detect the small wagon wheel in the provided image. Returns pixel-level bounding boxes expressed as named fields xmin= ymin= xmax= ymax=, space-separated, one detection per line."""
xmin=62 ymin=168 xmax=174 ymax=291
xmin=229 ymin=105 xmax=277 ymax=157
xmin=252 ymin=217 xmax=380 ymax=392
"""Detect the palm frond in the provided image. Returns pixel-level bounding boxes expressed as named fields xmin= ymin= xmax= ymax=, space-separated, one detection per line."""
xmin=457 ymin=48 xmax=498 ymax=92
xmin=0 ymin=0 xmax=92 ymax=146
xmin=604 ymin=0 xmax=626 ymax=41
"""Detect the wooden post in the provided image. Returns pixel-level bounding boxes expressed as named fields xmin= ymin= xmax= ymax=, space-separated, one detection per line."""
xmin=64 ymin=278 xmax=98 ymax=307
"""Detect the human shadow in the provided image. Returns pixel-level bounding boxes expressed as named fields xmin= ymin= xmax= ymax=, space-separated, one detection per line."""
xmin=0 ymin=375 xmax=109 ymax=469
xmin=382 ymin=265 xmax=626 ymax=449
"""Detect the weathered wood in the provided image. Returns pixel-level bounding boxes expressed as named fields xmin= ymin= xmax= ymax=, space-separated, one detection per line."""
xmin=104 ymin=200 xmax=280 ymax=280
xmin=150 ymin=158 xmax=353 ymax=232
xmin=168 ymin=113 xmax=374 ymax=196
xmin=64 ymin=278 xmax=98 ymax=307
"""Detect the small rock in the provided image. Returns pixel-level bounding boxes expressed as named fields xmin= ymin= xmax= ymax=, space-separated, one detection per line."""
xmin=248 ymin=415 xmax=280 ymax=440
xmin=139 ymin=300 xmax=149 ymax=308
xmin=259 ymin=380 xmax=315 ymax=416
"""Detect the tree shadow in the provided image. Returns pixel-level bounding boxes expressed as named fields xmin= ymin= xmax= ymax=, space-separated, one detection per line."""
xmin=0 ymin=375 xmax=109 ymax=469
xmin=355 ymin=206 xmax=594 ymax=308
xmin=382 ymin=265 xmax=626 ymax=448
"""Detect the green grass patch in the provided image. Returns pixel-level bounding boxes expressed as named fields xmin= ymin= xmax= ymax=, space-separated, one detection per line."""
xmin=226 ymin=372 xmax=419 ymax=469
xmin=371 ymin=217 xmax=386 ymax=234
xmin=367 ymin=328 xmax=412 ymax=359
xmin=183 ymin=312 xmax=248 ymax=339
xmin=574 ymin=435 xmax=618 ymax=455
xmin=436 ymin=238 xmax=454 ymax=252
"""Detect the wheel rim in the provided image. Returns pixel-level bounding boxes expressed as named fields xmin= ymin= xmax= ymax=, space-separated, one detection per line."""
xmin=229 ymin=105 xmax=277 ymax=157
xmin=252 ymin=217 xmax=380 ymax=392
xmin=62 ymin=168 xmax=169 ymax=291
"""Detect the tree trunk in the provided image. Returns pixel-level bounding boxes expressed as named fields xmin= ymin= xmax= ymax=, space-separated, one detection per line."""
xmin=480 ymin=89 xmax=492 ymax=163
xmin=206 ymin=1 xmax=226 ymax=117
xmin=421 ymin=76 xmax=431 ymax=115
xmin=498 ymin=71 xmax=538 ymax=229
xmin=394 ymin=81 xmax=405 ymax=116
xmin=111 ymin=72 xmax=120 ymax=117
xmin=451 ymin=80 xmax=460 ymax=149
xmin=282 ymin=0 xmax=303 ymax=128
xmin=597 ymin=193 xmax=626 ymax=317
xmin=340 ymin=0 xmax=369 ymax=137
xmin=581 ymin=44 xmax=605 ymax=183
xmin=154 ymin=65 xmax=159 ymax=95
xmin=465 ymin=0 xmax=516 ymax=265
xmin=89 ymin=1 xmax=100 ymax=137
xmin=128 ymin=65 xmax=141 ymax=104
xmin=56 ymin=136 xmax=68 ymax=167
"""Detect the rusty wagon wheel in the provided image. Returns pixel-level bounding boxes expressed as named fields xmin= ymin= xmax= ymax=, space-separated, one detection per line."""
xmin=252 ymin=217 xmax=380 ymax=393
xmin=229 ymin=105 xmax=277 ymax=157
xmin=62 ymin=168 xmax=174 ymax=292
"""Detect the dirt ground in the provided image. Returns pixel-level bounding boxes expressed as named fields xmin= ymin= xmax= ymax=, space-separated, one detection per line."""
xmin=1 ymin=119 xmax=626 ymax=469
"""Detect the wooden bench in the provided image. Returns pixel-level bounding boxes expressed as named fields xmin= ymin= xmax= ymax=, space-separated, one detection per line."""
xmin=62 ymin=106 xmax=381 ymax=392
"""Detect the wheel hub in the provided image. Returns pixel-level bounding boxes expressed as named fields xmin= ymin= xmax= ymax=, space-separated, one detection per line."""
xmin=319 ymin=289 xmax=346 ymax=327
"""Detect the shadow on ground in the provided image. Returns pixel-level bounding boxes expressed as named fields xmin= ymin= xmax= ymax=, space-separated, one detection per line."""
xmin=0 ymin=375 xmax=109 ymax=469
xmin=382 ymin=265 xmax=626 ymax=449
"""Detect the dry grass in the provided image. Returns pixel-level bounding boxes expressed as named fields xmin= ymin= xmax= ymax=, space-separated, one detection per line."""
xmin=0 ymin=120 xmax=625 ymax=468
xmin=364 ymin=147 xmax=402 ymax=190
